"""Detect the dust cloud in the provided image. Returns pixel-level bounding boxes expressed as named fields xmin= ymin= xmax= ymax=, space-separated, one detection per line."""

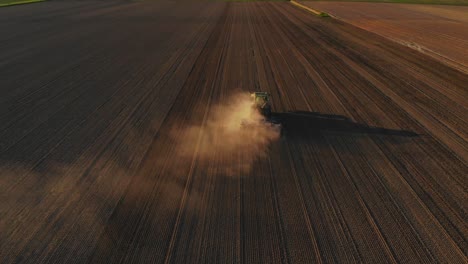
xmin=174 ymin=92 xmax=281 ymax=176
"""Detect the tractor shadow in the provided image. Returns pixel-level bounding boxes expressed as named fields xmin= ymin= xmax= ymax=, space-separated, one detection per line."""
xmin=275 ymin=111 xmax=419 ymax=139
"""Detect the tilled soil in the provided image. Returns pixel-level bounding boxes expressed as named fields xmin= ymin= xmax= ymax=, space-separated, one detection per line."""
xmin=299 ymin=1 xmax=468 ymax=73
xmin=0 ymin=1 xmax=466 ymax=263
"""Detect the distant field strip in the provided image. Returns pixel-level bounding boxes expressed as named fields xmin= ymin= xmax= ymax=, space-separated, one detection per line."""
xmin=299 ymin=1 xmax=468 ymax=73
xmin=300 ymin=0 xmax=468 ymax=6
xmin=291 ymin=0 xmax=329 ymax=16
xmin=0 ymin=0 xmax=44 ymax=7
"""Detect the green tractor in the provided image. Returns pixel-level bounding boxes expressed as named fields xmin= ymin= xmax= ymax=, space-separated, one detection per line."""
xmin=251 ymin=92 xmax=272 ymax=118
xmin=248 ymin=92 xmax=282 ymax=134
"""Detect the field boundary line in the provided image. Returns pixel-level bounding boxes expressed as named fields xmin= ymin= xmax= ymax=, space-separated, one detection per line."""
xmin=0 ymin=0 xmax=45 ymax=7
xmin=289 ymin=0 xmax=332 ymax=17
xmin=288 ymin=1 xmax=467 ymax=73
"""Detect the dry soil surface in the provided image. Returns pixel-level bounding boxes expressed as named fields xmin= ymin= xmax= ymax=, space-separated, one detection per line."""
xmin=300 ymin=1 xmax=468 ymax=73
xmin=0 ymin=1 xmax=467 ymax=263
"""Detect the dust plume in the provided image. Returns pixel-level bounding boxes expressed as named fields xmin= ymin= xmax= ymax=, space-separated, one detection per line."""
xmin=174 ymin=92 xmax=281 ymax=176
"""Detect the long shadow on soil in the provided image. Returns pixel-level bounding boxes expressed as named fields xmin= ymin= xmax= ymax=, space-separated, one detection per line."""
xmin=276 ymin=111 xmax=418 ymax=139
xmin=87 ymin=111 xmax=419 ymax=261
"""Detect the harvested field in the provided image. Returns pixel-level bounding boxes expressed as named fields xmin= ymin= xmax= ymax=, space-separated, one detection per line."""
xmin=0 ymin=1 xmax=467 ymax=263
xmin=299 ymin=1 xmax=468 ymax=73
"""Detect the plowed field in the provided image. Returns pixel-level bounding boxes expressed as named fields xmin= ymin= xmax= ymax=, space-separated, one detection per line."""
xmin=299 ymin=1 xmax=468 ymax=73
xmin=0 ymin=1 xmax=466 ymax=263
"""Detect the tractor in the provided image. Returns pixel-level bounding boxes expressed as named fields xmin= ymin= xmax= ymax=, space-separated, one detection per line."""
xmin=246 ymin=92 xmax=282 ymax=134
xmin=250 ymin=92 xmax=272 ymax=118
